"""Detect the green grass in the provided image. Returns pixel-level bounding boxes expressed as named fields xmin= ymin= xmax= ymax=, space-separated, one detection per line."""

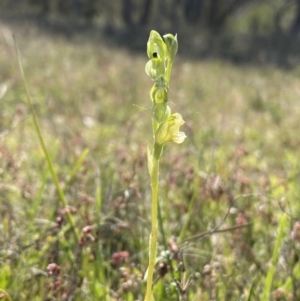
xmin=1 ymin=20 xmax=300 ymax=301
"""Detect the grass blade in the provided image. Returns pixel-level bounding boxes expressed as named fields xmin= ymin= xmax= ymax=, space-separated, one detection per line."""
xmin=14 ymin=36 xmax=79 ymax=243
xmin=64 ymin=148 xmax=89 ymax=191
xmin=261 ymin=213 xmax=288 ymax=300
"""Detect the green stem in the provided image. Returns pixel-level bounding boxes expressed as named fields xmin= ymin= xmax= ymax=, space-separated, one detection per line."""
xmin=144 ymin=144 xmax=163 ymax=301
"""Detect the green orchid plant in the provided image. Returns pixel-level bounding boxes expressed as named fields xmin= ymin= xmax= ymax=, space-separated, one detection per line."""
xmin=144 ymin=30 xmax=186 ymax=301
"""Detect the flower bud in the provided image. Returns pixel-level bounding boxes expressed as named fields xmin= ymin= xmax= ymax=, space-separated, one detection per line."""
xmin=150 ymin=83 xmax=168 ymax=104
xmin=153 ymin=103 xmax=171 ymax=123
xmin=163 ymin=33 xmax=178 ymax=61
xmin=145 ymin=57 xmax=165 ymax=80
xmin=147 ymin=30 xmax=167 ymax=60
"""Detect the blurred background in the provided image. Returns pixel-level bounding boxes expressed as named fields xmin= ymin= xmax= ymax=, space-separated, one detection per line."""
xmin=2 ymin=2 xmax=300 ymax=300
xmin=1 ymin=0 xmax=300 ymax=66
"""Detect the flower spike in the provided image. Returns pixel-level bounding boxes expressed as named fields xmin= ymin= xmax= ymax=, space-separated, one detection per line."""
xmin=144 ymin=30 xmax=186 ymax=301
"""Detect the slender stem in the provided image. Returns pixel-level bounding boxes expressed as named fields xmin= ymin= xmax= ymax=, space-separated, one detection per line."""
xmin=144 ymin=144 xmax=163 ymax=301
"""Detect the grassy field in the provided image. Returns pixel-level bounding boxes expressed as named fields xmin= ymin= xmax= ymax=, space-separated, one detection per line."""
xmin=1 ymin=16 xmax=300 ymax=301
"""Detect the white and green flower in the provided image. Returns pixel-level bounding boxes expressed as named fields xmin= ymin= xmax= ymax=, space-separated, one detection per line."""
xmin=155 ymin=113 xmax=186 ymax=145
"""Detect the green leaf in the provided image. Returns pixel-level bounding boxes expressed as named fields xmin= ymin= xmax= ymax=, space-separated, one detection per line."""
xmin=261 ymin=213 xmax=288 ymax=300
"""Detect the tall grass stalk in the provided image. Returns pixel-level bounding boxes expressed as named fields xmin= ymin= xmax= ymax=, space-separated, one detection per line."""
xmin=64 ymin=148 xmax=89 ymax=191
xmin=261 ymin=213 xmax=288 ymax=300
xmin=28 ymin=141 xmax=59 ymax=231
xmin=179 ymin=175 xmax=199 ymax=241
xmin=14 ymin=37 xmax=80 ymax=244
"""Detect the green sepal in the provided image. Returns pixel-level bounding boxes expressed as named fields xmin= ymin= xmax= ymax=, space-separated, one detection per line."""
xmin=163 ymin=33 xmax=178 ymax=61
xmin=145 ymin=57 xmax=165 ymax=80
xmin=147 ymin=30 xmax=167 ymax=60
xmin=150 ymin=82 xmax=168 ymax=103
